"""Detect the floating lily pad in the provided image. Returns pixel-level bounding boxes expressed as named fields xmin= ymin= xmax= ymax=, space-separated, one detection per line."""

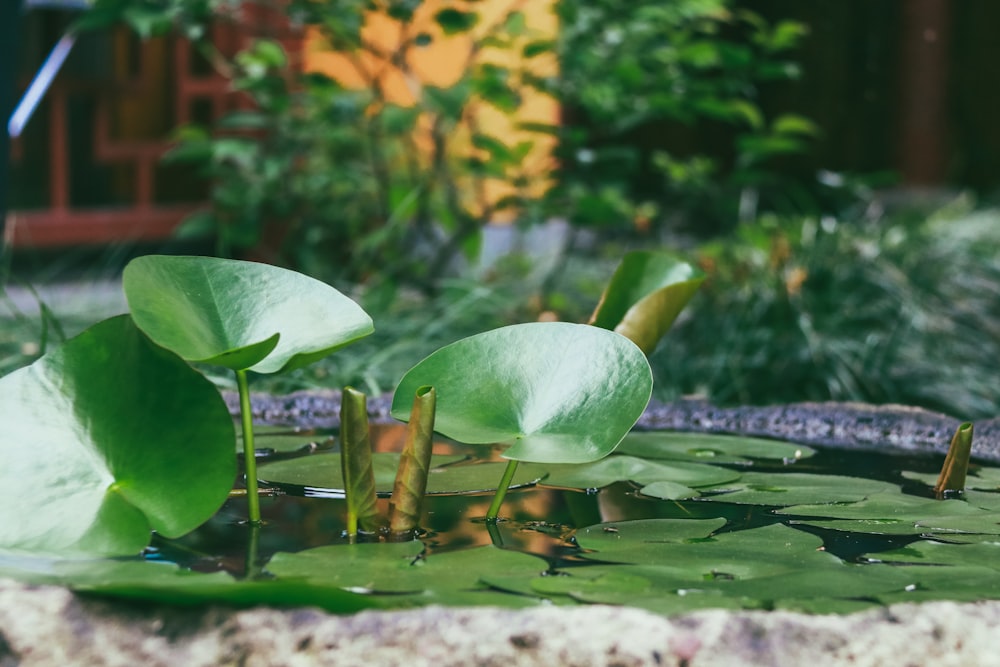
xmin=0 ymin=556 xmax=378 ymax=613
xmin=530 ymin=555 xmax=918 ymax=614
xmin=903 ymin=467 xmax=1000 ymax=492
xmin=776 ymin=598 xmax=884 ymax=614
xmin=617 ymin=432 xmax=814 ymax=465
xmin=0 ymin=316 xmax=236 ymax=557
xmin=530 ymin=566 xmax=654 ymax=598
xmin=124 ymin=255 xmax=374 ymax=373
xmin=531 ymin=565 xmax=752 ymax=614
xmin=868 ymin=539 xmax=1000 ymax=569
xmin=577 ymin=521 xmax=841 ymax=577
xmin=699 ymin=472 xmax=901 ymax=506
xmin=781 ymin=493 xmax=1000 ymax=536
xmin=875 ymin=565 xmax=1000 ymax=605
xmin=637 ymin=481 xmax=702 ymax=500
xmin=589 ymin=250 xmax=706 ymax=355
xmin=541 ymin=455 xmax=739 ymax=491
xmin=258 ymin=452 xmax=542 ymax=495
xmin=267 ymin=543 xmax=550 ymax=601
xmin=242 ymin=433 xmax=335 ymax=455
xmin=959 ymin=490 xmax=1000 ymax=513
xmin=711 ymin=563 xmax=913 ymax=601
xmin=391 ymin=322 xmax=652 ymax=464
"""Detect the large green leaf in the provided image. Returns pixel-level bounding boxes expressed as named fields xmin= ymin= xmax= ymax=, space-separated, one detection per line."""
xmin=123 ymin=255 xmax=374 ymax=373
xmin=589 ymin=251 xmax=706 ymax=355
xmin=391 ymin=322 xmax=652 ymax=464
xmin=0 ymin=316 xmax=235 ymax=557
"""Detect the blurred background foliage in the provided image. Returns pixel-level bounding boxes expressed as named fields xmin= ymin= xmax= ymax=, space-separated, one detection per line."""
xmin=4 ymin=0 xmax=1000 ymax=421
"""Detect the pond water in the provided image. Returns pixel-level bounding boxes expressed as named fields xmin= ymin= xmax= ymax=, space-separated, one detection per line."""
xmin=142 ymin=423 xmax=1000 ymax=615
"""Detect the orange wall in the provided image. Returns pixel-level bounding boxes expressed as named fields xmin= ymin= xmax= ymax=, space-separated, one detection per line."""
xmin=304 ymin=1 xmax=558 ymax=220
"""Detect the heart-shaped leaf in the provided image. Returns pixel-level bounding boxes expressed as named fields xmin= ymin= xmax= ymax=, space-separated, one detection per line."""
xmin=0 ymin=316 xmax=236 ymax=557
xmin=123 ymin=255 xmax=374 ymax=373
xmin=391 ymin=322 xmax=652 ymax=464
xmin=589 ymin=251 xmax=705 ymax=355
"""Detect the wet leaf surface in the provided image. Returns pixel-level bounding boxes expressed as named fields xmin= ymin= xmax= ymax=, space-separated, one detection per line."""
xmin=780 ymin=493 xmax=1000 ymax=536
xmin=259 ymin=452 xmax=542 ymax=495
xmin=268 ymin=542 xmax=550 ymax=607
xmin=699 ymin=472 xmax=901 ymax=506
xmin=0 ymin=556 xmax=380 ymax=613
xmin=124 ymin=255 xmax=373 ymax=373
xmin=540 ymin=455 xmax=739 ymax=491
xmin=391 ymin=322 xmax=652 ymax=464
xmin=617 ymin=432 xmax=814 ymax=465
xmin=588 ymin=250 xmax=705 ymax=355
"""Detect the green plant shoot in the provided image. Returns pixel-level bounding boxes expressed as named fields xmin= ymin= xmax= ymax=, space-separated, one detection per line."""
xmin=340 ymin=387 xmax=384 ymax=537
xmin=123 ymin=255 xmax=373 ymax=523
xmin=388 ymin=386 xmax=437 ymax=537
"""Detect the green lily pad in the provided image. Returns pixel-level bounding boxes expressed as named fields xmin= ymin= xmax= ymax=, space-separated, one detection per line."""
xmin=532 ymin=565 xmax=753 ymax=614
xmin=637 ymin=481 xmax=702 ymax=500
xmin=0 ymin=556 xmax=379 ymax=613
xmin=776 ymin=598 xmax=884 ymax=614
xmin=530 ymin=560 xmax=907 ymax=615
xmin=0 ymin=316 xmax=236 ymax=557
xmin=267 ymin=543 xmax=550 ymax=598
xmin=391 ymin=322 xmax=652 ymax=464
xmin=868 ymin=539 xmax=1000 ymax=568
xmin=123 ymin=255 xmax=374 ymax=373
xmin=699 ymin=472 xmax=901 ymax=506
xmin=541 ymin=456 xmax=739 ymax=490
xmin=875 ymin=565 xmax=1000 ymax=605
xmin=780 ymin=494 xmax=1000 ymax=536
xmin=258 ymin=452 xmax=542 ymax=495
xmin=576 ymin=517 xmax=727 ymax=548
xmin=903 ymin=467 xmax=1000 ymax=492
xmin=589 ymin=250 xmax=706 ymax=355
xmin=529 ymin=567 xmax=653 ymax=597
xmin=617 ymin=432 xmax=814 ymax=465
xmin=577 ymin=521 xmax=841 ymax=576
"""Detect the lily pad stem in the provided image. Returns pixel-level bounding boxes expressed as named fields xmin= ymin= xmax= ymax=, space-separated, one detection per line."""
xmin=485 ymin=459 xmax=520 ymax=522
xmin=236 ymin=369 xmax=261 ymax=524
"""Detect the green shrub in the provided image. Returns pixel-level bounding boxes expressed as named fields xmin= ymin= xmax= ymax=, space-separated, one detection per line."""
xmin=653 ymin=206 xmax=1000 ymax=419
xmin=549 ymin=0 xmax=818 ymax=236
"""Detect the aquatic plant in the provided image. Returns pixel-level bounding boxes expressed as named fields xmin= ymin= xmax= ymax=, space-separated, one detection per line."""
xmin=122 ymin=255 xmax=374 ymax=523
xmin=18 ymin=249 xmax=998 ymax=615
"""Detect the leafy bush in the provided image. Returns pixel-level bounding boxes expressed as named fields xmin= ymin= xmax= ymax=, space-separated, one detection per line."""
xmin=80 ymin=0 xmax=822 ymax=288
xmin=653 ymin=205 xmax=1000 ymax=419
xmin=548 ymin=0 xmax=818 ymax=236
xmin=83 ymin=0 xmax=551 ymax=290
